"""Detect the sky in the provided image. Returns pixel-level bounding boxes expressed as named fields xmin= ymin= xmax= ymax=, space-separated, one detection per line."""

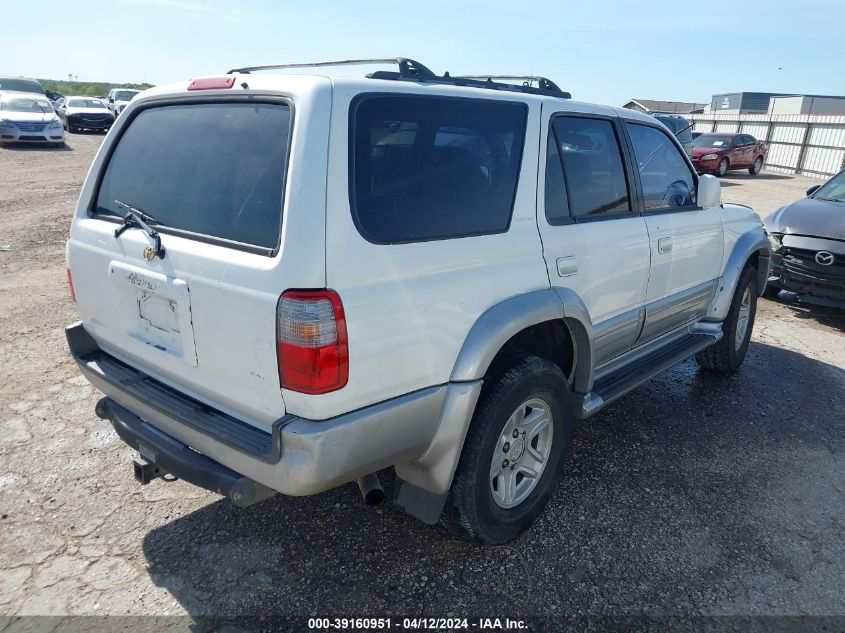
xmin=5 ymin=0 xmax=845 ymax=107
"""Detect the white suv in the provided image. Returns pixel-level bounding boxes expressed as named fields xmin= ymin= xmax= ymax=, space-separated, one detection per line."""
xmin=66 ymin=58 xmax=770 ymax=544
xmin=106 ymin=88 xmax=140 ymax=117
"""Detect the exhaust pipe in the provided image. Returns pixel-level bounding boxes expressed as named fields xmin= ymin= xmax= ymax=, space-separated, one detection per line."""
xmin=356 ymin=473 xmax=384 ymax=506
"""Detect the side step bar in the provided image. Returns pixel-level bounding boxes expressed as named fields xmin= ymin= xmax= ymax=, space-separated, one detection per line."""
xmin=577 ymin=331 xmax=720 ymax=419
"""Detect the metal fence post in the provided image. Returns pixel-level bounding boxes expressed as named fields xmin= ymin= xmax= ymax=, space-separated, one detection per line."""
xmin=795 ymin=118 xmax=812 ymax=177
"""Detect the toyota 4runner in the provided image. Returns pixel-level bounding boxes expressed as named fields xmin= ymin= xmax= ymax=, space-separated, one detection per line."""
xmin=66 ymin=58 xmax=771 ymax=544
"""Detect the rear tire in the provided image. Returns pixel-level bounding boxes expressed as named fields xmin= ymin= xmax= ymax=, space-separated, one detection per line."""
xmin=717 ymin=158 xmax=730 ymax=177
xmin=445 ymin=355 xmax=573 ymax=545
xmin=696 ymin=265 xmax=757 ymax=373
xmin=749 ymin=156 xmax=763 ymax=175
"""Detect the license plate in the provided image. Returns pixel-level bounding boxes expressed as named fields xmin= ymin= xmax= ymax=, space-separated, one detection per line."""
xmin=108 ymin=261 xmax=198 ymax=366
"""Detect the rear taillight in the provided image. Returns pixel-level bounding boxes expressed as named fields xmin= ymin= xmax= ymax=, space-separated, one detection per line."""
xmin=276 ymin=290 xmax=348 ymax=394
xmin=66 ymin=267 xmax=76 ymax=303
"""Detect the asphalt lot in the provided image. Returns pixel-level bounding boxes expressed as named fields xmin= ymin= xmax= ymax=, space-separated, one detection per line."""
xmin=1 ymin=134 xmax=844 ymax=622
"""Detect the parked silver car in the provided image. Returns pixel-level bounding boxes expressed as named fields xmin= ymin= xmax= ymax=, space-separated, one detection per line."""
xmin=764 ymin=169 xmax=845 ymax=308
xmin=0 ymin=91 xmax=65 ymax=147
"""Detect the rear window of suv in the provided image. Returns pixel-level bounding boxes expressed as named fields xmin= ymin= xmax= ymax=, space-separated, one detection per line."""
xmin=95 ymin=101 xmax=291 ymax=251
xmin=351 ymin=95 xmax=527 ymax=243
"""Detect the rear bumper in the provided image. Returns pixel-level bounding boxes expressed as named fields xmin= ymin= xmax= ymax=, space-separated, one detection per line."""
xmin=97 ymin=397 xmax=277 ymax=507
xmin=66 ymin=321 xmax=448 ymax=497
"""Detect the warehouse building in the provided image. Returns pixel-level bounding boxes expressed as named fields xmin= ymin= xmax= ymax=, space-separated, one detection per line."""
xmin=711 ymin=92 xmax=793 ymax=114
xmin=769 ymin=95 xmax=845 ymax=115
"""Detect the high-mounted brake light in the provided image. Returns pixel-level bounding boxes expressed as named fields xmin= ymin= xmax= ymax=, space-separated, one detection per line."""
xmin=187 ymin=76 xmax=236 ymax=91
xmin=277 ymin=290 xmax=348 ymax=394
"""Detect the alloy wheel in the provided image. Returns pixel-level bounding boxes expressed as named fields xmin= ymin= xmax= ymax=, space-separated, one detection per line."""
xmin=490 ymin=398 xmax=554 ymax=509
xmin=735 ymin=286 xmax=752 ymax=351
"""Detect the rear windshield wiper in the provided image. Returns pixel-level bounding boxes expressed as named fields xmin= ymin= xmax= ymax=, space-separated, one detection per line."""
xmin=113 ymin=199 xmax=166 ymax=260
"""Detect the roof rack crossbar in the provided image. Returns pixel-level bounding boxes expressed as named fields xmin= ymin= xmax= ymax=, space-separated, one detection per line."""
xmin=455 ymin=75 xmax=564 ymax=94
xmin=227 ymin=57 xmax=437 ymax=79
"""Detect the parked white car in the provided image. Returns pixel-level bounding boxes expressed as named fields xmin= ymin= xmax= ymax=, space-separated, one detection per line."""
xmin=66 ymin=58 xmax=770 ymax=544
xmin=0 ymin=91 xmax=65 ymax=147
xmin=106 ymin=88 xmax=140 ymax=117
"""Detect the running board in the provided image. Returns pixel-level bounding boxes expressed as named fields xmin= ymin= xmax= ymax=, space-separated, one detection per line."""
xmin=576 ymin=331 xmax=720 ymax=419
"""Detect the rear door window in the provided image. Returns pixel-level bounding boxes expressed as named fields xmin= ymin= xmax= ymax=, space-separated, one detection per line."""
xmin=95 ymin=101 xmax=291 ymax=251
xmin=549 ymin=116 xmax=631 ymax=220
xmin=351 ymin=95 xmax=527 ymax=243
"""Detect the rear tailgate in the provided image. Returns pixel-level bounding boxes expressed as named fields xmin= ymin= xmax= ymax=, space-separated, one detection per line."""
xmin=68 ymin=79 xmax=331 ymax=430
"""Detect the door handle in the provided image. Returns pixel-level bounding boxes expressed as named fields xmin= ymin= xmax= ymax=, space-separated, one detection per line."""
xmin=556 ymin=256 xmax=578 ymax=277
xmin=658 ymin=238 xmax=673 ymax=254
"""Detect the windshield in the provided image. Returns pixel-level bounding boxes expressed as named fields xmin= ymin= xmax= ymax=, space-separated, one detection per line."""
xmin=95 ymin=102 xmax=292 ymax=250
xmin=693 ymin=134 xmax=733 ymax=148
xmin=0 ymin=77 xmax=44 ymax=93
xmin=114 ymin=90 xmax=139 ymax=101
xmin=68 ymin=98 xmax=106 ymax=109
xmin=0 ymin=96 xmax=53 ymax=113
xmin=812 ymin=171 xmax=845 ymax=202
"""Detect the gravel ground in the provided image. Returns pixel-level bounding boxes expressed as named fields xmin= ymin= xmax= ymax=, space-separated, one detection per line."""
xmin=1 ymin=135 xmax=844 ymax=623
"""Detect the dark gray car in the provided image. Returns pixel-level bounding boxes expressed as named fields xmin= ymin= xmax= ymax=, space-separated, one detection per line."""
xmin=653 ymin=113 xmax=693 ymax=157
xmin=764 ymin=169 xmax=845 ymax=307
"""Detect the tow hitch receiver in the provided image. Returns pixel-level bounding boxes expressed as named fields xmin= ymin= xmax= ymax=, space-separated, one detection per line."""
xmin=133 ymin=456 xmax=165 ymax=484
xmin=95 ymin=397 xmax=277 ymax=508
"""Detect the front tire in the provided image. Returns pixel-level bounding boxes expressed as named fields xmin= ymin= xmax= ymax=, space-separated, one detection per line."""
xmin=749 ymin=156 xmax=763 ymax=175
xmin=446 ymin=355 xmax=573 ymax=545
xmin=762 ymin=283 xmax=780 ymax=299
xmin=717 ymin=158 xmax=730 ymax=177
xmin=696 ymin=265 xmax=758 ymax=373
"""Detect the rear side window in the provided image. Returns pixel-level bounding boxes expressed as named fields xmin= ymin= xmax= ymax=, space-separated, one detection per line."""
xmin=95 ymin=102 xmax=291 ymax=250
xmin=351 ymin=95 xmax=527 ymax=243
xmin=549 ymin=117 xmax=631 ymax=219
xmin=626 ymin=123 xmax=696 ymax=210
xmin=544 ymin=130 xmax=570 ymax=225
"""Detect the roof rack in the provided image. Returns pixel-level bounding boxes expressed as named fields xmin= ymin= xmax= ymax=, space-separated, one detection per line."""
xmin=452 ymin=75 xmax=569 ymax=98
xmin=227 ymin=57 xmax=437 ymax=79
xmin=226 ymin=57 xmax=570 ymax=99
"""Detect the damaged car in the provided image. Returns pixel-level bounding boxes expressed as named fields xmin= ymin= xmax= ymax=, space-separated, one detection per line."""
xmin=764 ymin=168 xmax=845 ymax=308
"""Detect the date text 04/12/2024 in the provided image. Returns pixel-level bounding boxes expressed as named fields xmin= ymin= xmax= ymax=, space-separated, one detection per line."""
xmin=307 ymin=617 xmax=528 ymax=630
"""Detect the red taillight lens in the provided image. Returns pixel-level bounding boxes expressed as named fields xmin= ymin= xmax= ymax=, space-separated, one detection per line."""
xmin=276 ymin=290 xmax=348 ymax=394
xmin=66 ymin=268 xmax=76 ymax=303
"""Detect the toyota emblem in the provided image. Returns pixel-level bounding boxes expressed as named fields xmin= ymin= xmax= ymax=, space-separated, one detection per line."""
xmin=815 ymin=251 xmax=834 ymax=266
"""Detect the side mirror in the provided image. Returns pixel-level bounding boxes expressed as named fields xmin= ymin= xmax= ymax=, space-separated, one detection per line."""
xmin=698 ymin=174 xmax=721 ymax=208
xmin=806 ymin=184 xmax=821 ymax=197
xmin=109 ymin=97 xmax=114 ymax=103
